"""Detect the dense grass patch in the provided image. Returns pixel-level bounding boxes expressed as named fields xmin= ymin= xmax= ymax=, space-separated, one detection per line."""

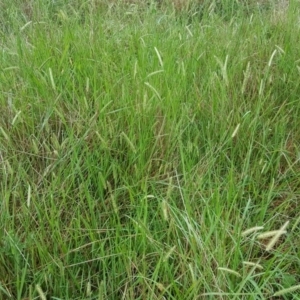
xmin=0 ymin=0 xmax=299 ymax=299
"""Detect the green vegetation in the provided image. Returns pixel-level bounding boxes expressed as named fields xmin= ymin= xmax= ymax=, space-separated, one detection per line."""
xmin=0 ymin=0 xmax=299 ymax=299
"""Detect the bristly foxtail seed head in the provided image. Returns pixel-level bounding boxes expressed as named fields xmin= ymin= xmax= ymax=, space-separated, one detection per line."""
xmin=241 ymin=226 xmax=264 ymax=237
xmin=231 ymin=123 xmax=240 ymax=138
xmin=218 ymin=267 xmax=241 ymax=277
xmin=162 ymin=199 xmax=169 ymax=221
xmin=265 ymin=221 xmax=289 ymax=251
xmin=257 ymin=230 xmax=287 ymax=240
xmin=242 ymin=261 xmax=263 ymax=270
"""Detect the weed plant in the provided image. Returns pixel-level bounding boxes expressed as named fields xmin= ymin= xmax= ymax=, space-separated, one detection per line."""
xmin=0 ymin=0 xmax=299 ymax=299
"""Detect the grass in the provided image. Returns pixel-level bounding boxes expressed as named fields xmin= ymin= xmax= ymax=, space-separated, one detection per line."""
xmin=0 ymin=0 xmax=299 ymax=299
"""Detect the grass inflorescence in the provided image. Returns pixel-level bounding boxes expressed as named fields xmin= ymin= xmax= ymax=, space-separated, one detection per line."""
xmin=0 ymin=0 xmax=299 ymax=299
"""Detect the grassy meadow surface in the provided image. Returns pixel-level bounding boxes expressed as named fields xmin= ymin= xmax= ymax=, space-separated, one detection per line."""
xmin=1 ymin=0 xmax=300 ymax=299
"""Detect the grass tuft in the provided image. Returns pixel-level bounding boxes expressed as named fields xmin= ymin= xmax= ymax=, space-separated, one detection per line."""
xmin=0 ymin=0 xmax=299 ymax=299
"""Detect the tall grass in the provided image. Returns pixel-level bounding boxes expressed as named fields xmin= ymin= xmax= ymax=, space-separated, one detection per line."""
xmin=0 ymin=0 xmax=299 ymax=299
